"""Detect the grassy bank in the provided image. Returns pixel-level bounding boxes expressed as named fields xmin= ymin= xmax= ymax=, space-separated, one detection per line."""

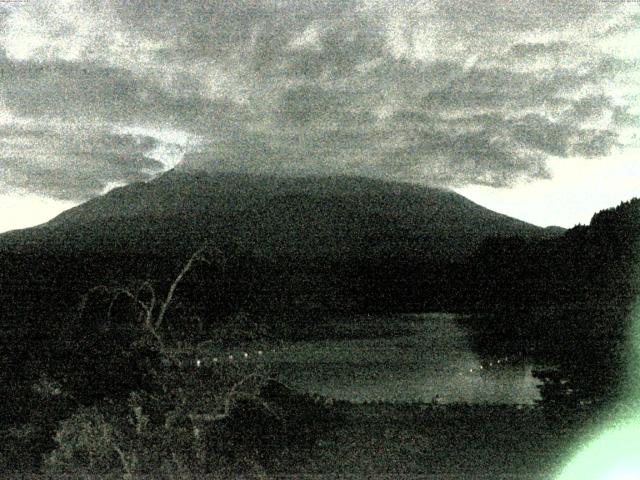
xmin=268 ymin=400 xmax=599 ymax=479
xmin=2 ymin=374 xmax=601 ymax=479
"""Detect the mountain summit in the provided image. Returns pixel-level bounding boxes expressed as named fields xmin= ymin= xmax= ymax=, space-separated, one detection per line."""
xmin=0 ymin=170 xmax=559 ymax=262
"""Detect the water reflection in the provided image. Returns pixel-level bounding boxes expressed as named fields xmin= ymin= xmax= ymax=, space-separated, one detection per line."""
xmin=268 ymin=313 xmax=543 ymax=404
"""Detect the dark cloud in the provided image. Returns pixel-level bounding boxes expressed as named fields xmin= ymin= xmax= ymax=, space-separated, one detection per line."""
xmin=566 ymin=95 xmax=614 ymax=121
xmin=0 ymin=128 xmax=165 ymax=199
xmin=418 ymin=63 xmax=616 ymax=113
xmin=435 ymin=0 xmax=617 ymax=32
xmin=509 ymin=41 xmax=572 ymax=59
xmin=612 ymin=106 xmax=639 ymax=127
xmin=279 ymin=85 xmax=336 ymax=124
xmin=571 ymin=129 xmax=621 ymax=158
xmin=0 ymin=0 xmax=636 ymax=200
xmin=277 ymin=84 xmax=373 ymax=128
xmin=508 ymin=114 xmax=573 ymax=157
xmin=0 ymin=58 xmax=250 ymax=134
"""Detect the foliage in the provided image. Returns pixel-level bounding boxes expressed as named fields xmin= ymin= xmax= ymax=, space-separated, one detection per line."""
xmin=37 ymin=245 xmax=326 ymax=478
xmin=463 ymin=198 xmax=640 ymax=413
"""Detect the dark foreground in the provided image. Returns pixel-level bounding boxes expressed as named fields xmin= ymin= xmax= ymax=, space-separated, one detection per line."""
xmin=270 ymin=401 xmax=598 ymax=480
xmin=2 ymin=386 xmax=603 ymax=479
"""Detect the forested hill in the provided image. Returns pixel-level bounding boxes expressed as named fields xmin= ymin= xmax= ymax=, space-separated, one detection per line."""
xmin=466 ymin=197 xmax=640 ymax=314
xmin=461 ymin=198 xmax=640 ymax=408
xmin=0 ymin=171 xmax=635 ymax=425
xmin=0 ymin=170 xmax=566 ymax=424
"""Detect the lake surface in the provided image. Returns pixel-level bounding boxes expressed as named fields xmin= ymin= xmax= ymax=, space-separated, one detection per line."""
xmin=212 ymin=313 xmax=543 ymax=404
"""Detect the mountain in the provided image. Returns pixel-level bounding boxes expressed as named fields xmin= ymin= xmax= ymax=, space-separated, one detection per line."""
xmin=0 ymin=171 xmax=567 ymax=359
xmin=3 ymin=171 xmax=637 ymax=417
xmin=0 ymin=170 xmax=558 ymax=263
xmin=0 ymin=170 xmax=569 ymax=411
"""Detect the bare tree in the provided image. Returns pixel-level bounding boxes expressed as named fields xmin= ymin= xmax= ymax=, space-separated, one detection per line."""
xmin=76 ymin=244 xmax=279 ymax=449
xmin=80 ymin=245 xmax=221 ymax=366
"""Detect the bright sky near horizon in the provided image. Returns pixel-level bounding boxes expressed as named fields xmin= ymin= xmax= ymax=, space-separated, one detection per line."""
xmin=457 ymin=146 xmax=640 ymax=228
xmin=0 ymin=0 xmax=638 ymax=232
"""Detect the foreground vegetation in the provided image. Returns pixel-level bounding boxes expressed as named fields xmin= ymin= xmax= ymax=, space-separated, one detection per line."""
xmin=2 ymin=383 xmax=608 ymax=479
xmin=0 ymin=383 xmax=603 ymax=478
xmin=0 ymin=246 xmax=327 ymax=477
xmin=0 ymin=199 xmax=638 ymax=477
xmin=0 ymin=246 xmax=586 ymax=479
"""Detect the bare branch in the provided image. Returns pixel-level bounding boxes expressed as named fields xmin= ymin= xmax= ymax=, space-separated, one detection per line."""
xmin=112 ymin=443 xmax=134 ymax=478
xmin=230 ymin=392 xmax=283 ymax=421
xmin=155 ymin=246 xmax=219 ymax=330
xmin=107 ymin=287 xmax=152 ymax=323
xmin=137 ymin=280 xmax=157 ymax=313
xmin=188 ymin=373 xmax=279 ymax=425
xmin=136 ymin=280 xmax=157 ymax=327
xmin=79 ymin=245 xmax=224 ymax=369
xmin=79 ymin=284 xmax=113 ymax=314
xmin=82 ymin=284 xmax=152 ymax=323
xmin=187 ymin=412 xmax=228 ymax=423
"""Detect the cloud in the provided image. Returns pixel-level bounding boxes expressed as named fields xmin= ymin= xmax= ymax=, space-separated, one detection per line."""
xmin=0 ymin=125 xmax=167 ymax=199
xmin=508 ymin=114 xmax=573 ymax=157
xmin=509 ymin=41 xmax=572 ymax=59
xmin=571 ymin=129 xmax=621 ymax=158
xmin=0 ymin=0 xmax=637 ymax=200
xmin=565 ymin=95 xmax=615 ymax=122
xmin=0 ymin=57 xmax=249 ymax=134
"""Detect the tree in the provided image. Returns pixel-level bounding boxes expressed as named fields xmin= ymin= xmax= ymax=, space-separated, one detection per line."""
xmin=44 ymin=245 xmax=285 ymax=478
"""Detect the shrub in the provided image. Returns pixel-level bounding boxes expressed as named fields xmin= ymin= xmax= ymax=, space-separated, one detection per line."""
xmin=42 ymin=246 xmax=292 ymax=478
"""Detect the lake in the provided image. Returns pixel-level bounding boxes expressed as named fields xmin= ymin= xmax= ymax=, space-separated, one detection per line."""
xmin=209 ymin=313 xmax=543 ymax=404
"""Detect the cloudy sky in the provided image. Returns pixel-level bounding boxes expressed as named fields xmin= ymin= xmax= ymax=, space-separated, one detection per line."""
xmin=0 ymin=0 xmax=638 ymax=231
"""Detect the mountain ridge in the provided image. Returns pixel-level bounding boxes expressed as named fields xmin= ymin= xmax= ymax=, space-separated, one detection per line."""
xmin=0 ymin=170 xmax=562 ymax=262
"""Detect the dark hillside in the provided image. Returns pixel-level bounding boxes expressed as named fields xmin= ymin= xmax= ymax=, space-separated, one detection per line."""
xmin=462 ymin=198 xmax=640 ymax=410
xmin=0 ymin=171 xmax=550 ymax=261
xmin=0 ymin=170 xmax=559 ymax=338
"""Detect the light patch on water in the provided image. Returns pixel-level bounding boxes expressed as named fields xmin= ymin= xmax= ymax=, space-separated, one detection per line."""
xmin=268 ymin=314 xmax=542 ymax=404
